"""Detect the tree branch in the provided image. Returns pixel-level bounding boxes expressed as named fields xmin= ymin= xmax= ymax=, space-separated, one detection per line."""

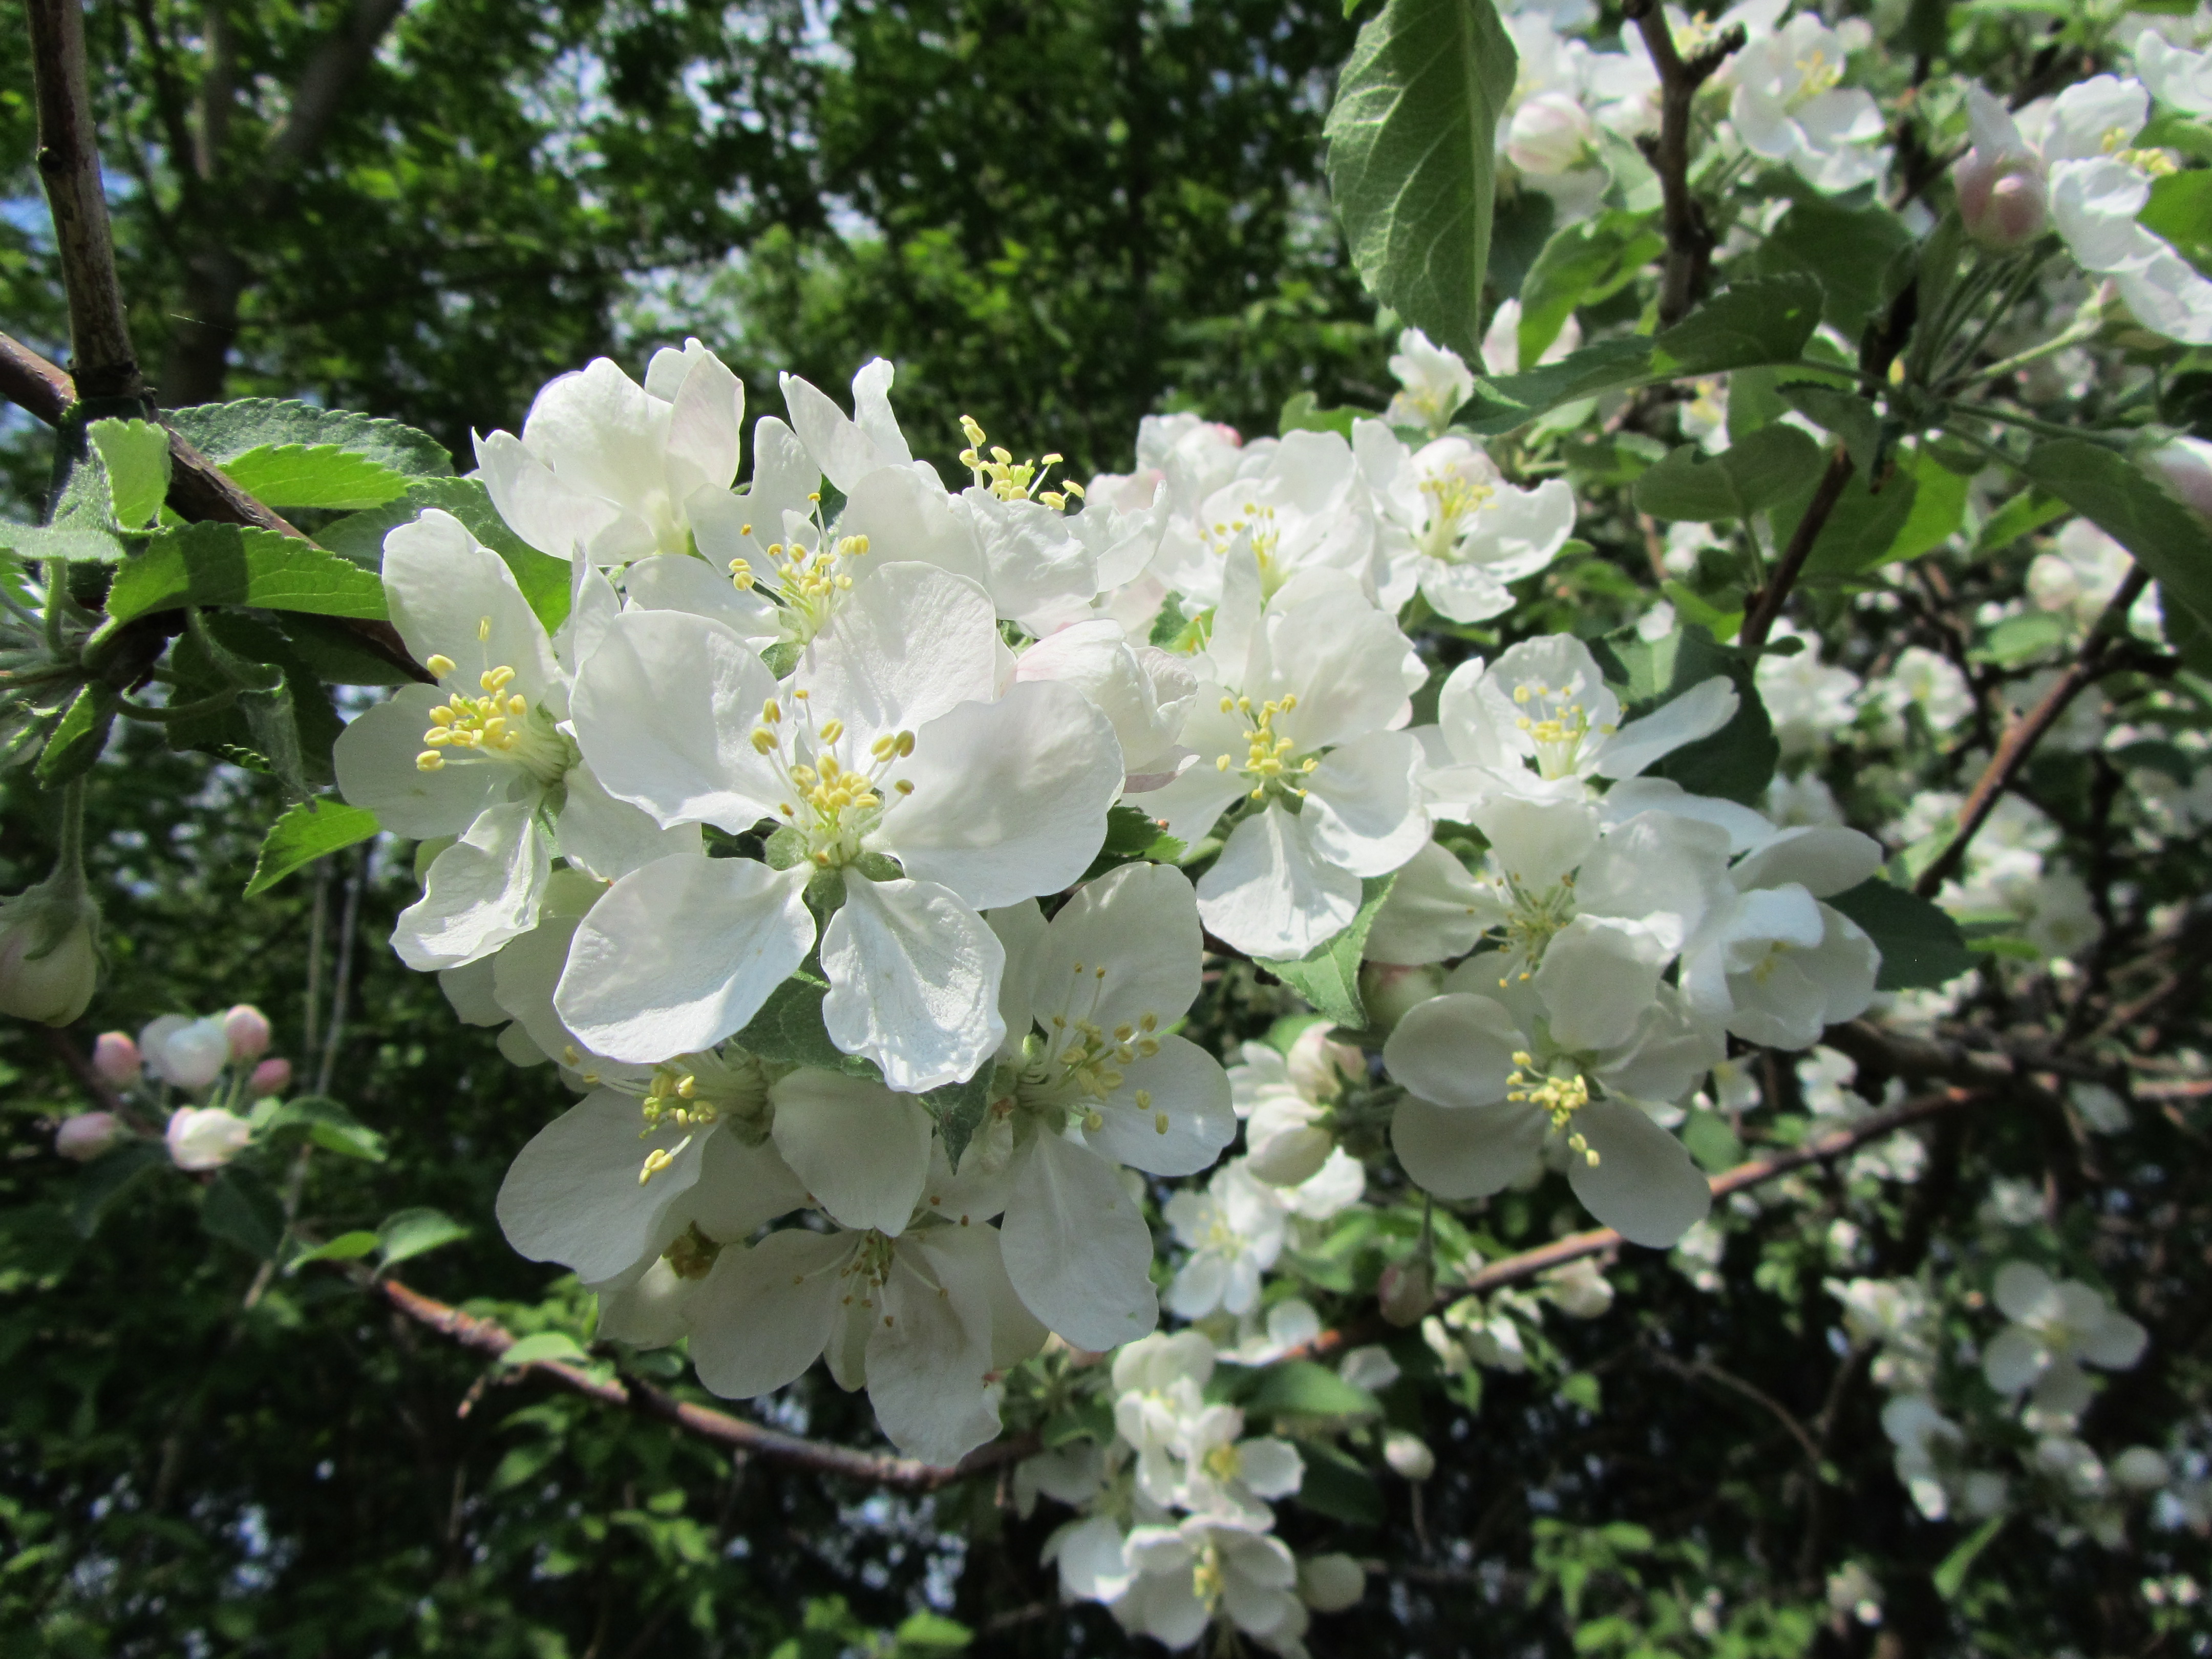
xmin=1621 ymin=0 xmax=1743 ymax=326
xmin=1915 ymin=566 xmax=2152 ymax=897
xmin=1740 ymin=446 xmax=1855 ymax=654
xmin=371 ymin=1277 xmax=1039 ymax=1493
xmin=266 ymin=0 xmax=411 ymax=171
xmin=26 ymin=0 xmax=143 ymax=399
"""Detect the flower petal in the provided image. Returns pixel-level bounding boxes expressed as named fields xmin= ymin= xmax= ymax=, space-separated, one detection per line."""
xmin=769 ymin=1069 xmax=934 ymax=1235
xmin=555 ymin=854 xmax=815 ymax=1062
xmin=334 ymin=685 xmax=503 ymax=839
xmin=495 ymin=1088 xmax=701 ymax=1281
xmin=801 ymin=561 xmax=1003 ymax=749
xmin=821 ymin=874 xmax=1006 ymax=1091
xmin=1382 ymin=992 xmax=1522 ymax=1110
xmin=1568 ymin=1099 xmax=1711 ymax=1246
xmin=867 ymin=1238 xmax=1002 ymax=1465
xmin=1303 ymin=729 xmax=1431 ymax=878
xmin=384 ymin=508 xmax=565 ymax=710
xmin=1036 ymin=862 xmax=1205 ymax=1038
xmin=1391 ymin=1094 xmax=1546 ymax=1200
xmin=688 ymin=1227 xmax=854 ymax=1398
xmin=1365 ymin=840 xmax=1500 ymax=965
xmin=1982 ymin=1324 xmax=2048 ymax=1394
xmin=1196 ymin=804 xmax=1362 ymax=959
xmin=1004 ymin=1130 xmax=1159 ymax=1350
xmin=620 ymin=551 xmax=780 ymax=639
xmin=1089 ymin=1034 xmax=1237 ymax=1176
xmin=1596 ymin=676 xmax=1738 ymax=779
xmin=555 ymin=766 xmax=701 ymax=882
xmin=393 ymin=799 xmax=552 ymax=971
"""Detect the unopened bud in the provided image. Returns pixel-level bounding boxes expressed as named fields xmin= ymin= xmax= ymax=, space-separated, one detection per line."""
xmin=1299 ymin=1552 xmax=1367 ymax=1612
xmin=1286 ymin=1021 xmax=1364 ymax=1102
xmin=1505 ymin=90 xmax=1594 ymax=177
xmin=166 ymin=1105 xmax=251 ymax=1171
xmin=0 ymin=878 xmax=101 ymax=1027
xmin=1246 ymin=1118 xmax=1334 ymax=1187
xmin=223 ymin=1004 xmax=272 ymax=1063
xmin=248 ymin=1057 xmax=293 ymax=1099
xmin=1358 ymin=962 xmax=1442 ymax=1034
xmin=140 ymin=1015 xmax=231 ymax=1093
xmin=1382 ymin=1429 xmax=1436 ymax=1481
xmin=56 ymin=1111 xmax=123 ymax=1161
xmin=2149 ymin=435 xmax=2212 ymax=523
xmin=1955 ymin=147 xmax=2049 ymax=250
xmin=1377 ymin=1258 xmax=1435 ymax=1327
xmin=92 ymin=1031 xmax=142 ymax=1088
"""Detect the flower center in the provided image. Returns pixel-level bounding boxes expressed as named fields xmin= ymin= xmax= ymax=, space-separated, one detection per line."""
xmin=415 ymin=626 xmax=576 ymax=785
xmin=1203 ymin=1441 xmax=1244 ymax=1483
xmin=1204 ymin=500 xmax=1286 ymax=589
xmin=958 ymin=415 xmax=1082 ymax=509
xmin=1485 ymin=869 xmax=1578 ymax=981
xmin=1017 ymin=963 xmax=1168 ymax=1134
xmin=1212 ymin=693 xmax=1319 ymax=803
xmin=1509 ymin=677 xmax=1615 ymax=779
xmin=1792 ymin=48 xmax=1843 ymax=103
xmin=752 ymin=691 xmax=916 ymax=867
xmin=1191 ymin=1544 xmax=1226 ymax=1612
xmin=2100 ymin=127 xmax=2177 ymax=176
xmin=729 ymin=514 xmax=875 ymax=643
xmin=663 ymin=1222 xmax=723 ymax=1280
xmin=1508 ymin=1051 xmax=1598 ymax=1166
xmin=1418 ymin=471 xmax=1496 ymax=561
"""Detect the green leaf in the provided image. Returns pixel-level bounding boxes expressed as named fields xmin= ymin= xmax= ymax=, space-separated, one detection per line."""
xmin=86 ymin=418 xmax=172 ymax=528
xmin=2141 ymin=171 xmax=2212 ymax=278
xmin=1592 ymin=626 xmax=1777 ymax=806
xmin=159 ymin=612 xmax=343 ymax=797
xmin=733 ymin=973 xmax=876 ymax=1077
xmin=1292 ymin=1439 xmax=1385 ymax=1526
xmin=202 ymin=1166 xmax=288 ymax=1259
xmin=1458 ymin=278 xmax=1824 ymax=435
xmin=1255 ymin=873 xmax=1397 ymax=1029
xmin=268 ymin=613 xmax=421 ymax=687
xmin=377 ymin=1206 xmax=471 ymax=1268
xmin=104 ymin=522 xmax=390 ymax=624
xmin=71 ymin=1141 xmax=169 ymax=1238
xmin=2022 ymin=439 xmax=2212 ymax=641
xmin=289 ymin=1230 xmax=380 ymax=1267
xmin=168 ymin=398 xmax=452 ymax=480
xmin=1040 ymin=1395 xmax=1117 ymax=1449
xmin=35 ymin=684 xmax=118 ymax=785
xmin=1749 ymin=197 xmax=1916 ymax=332
xmin=318 ymin=477 xmax=568 ymax=632
xmin=1515 ymin=209 xmax=1663 ymax=366
xmin=220 ymin=445 xmax=411 ymax=511
xmin=1680 ymin=1107 xmax=1744 ymax=1174
xmin=1974 ymin=488 xmax=2070 ymax=554
xmin=1973 ymin=611 xmax=2067 ymax=667
xmin=1081 ymin=802 xmax=1187 ymax=880
xmin=499 ymin=1331 xmax=590 ymax=1369
xmin=890 ymin=1611 xmax=973 ymax=1654
xmin=1557 ymin=1371 xmax=1602 ymax=1413
xmin=1827 ymin=879 xmax=1978 ymax=991
xmin=246 ymin=798 xmax=381 ymax=897
xmin=1793 ymin=443 xmax=1968 ymax=577
xmin=920 ymin=1066 xmax=997 ymax=1173
xmin=1241 ymin=1359 xmax=1382 ymax=1420
xmin=264 ymin=1095 xmax=388 ymax=1162
xmin=1324 ymin=0 xmax=1519 ymax=360
xmin=1632 ymin=426 xmax=1824 ymax=522
xmin=0 ymin=522 xmax=129 ymax=564
xmin=1776 ymin=382 xmax=1882 ymax=474
xmin=1933 ymin=1515 xmax=2007 ymax=1600
xmin=1278 ymin=392 xmax=1369 ymax=440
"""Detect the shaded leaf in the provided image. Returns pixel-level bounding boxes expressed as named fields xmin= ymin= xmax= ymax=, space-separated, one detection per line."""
xmin=203 ymin=1166 xmax=287 ymax=1259
xmin=264 ymin=1095 xmax=388 ymax=1162
xmin=1827 ymin=878 xmax=1977 ymax=991
xmin=377 ymin=1206 xmax=471 ymax=1268
xmin=2023 ymin=439 xmax=2212 ymax=641
xmin=168 ymin=398 xmax=452 ymax=479
xmin=1256 ymin=874 xmax=1397 ymax=1030
xmin=105 ymin=523 xmax=389 ymax=624
xmin=1592 ymin=626 xmax=1776 ymax=806
xmin=246 ymin=798 xmax=381 ymax=897
xmin=71 ymin=1141 xmax=169 ymax=1238
xmin=1632 ymin=426 xmax=1824 ymax=522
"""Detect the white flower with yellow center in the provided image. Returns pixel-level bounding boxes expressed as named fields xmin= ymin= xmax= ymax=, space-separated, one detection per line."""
xmin=1357 ymin=424 xmax=1578 ymax=624
xmin=334 ymin=510 xmax=696 ymax=972
xmin=1152 ymin=430 xmax=1377 ymax=608
xmin=555 ymin=560 xmax=1122 ymax=1088
xmin=1384 ymin=326 xmax=1476 ymax=435
xmin=1111 ymin=1517 xmax=1309 ymax=1657
xmin=475 ymin=339 xmax=747 ymax=565
xmin=1382 ymin=963 xmax=1721 ymax=1247
xmin=1173 ymin=1403 xmax=1305 ymax=1526
xmin=1728 ymin=14 xmax=1889 ymax=194
xmin=1162 ymin=1160 xmax=1291 ymax=1320
xmin=1982 ymin=1260 xmax=2149 ymax=1420
xmin=1142 ymin=554 xmax=1430 ymax=959
xmin=1421 ymin=633 xmax=1738 ymax=812
xmin=1012 ymin=620 xmax=1196 ymax=791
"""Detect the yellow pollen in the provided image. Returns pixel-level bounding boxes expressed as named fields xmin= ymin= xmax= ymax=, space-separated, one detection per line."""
xmin=426 ymin=653 xmax=456 ymax=677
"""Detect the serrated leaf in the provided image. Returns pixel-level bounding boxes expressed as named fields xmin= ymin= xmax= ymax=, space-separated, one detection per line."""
xmin=1632 ymin=426 xmax=1824 ymax=522
xmin=86 ymin=418 xmax=172 ymax=527
xmin=732 ymin=973 xmax=877 ymax=1077
xmin=71 ymin=1141 xmax=169 ymax=1238
xmin=105 ymin=522 xmax=389 ymax=623
xmin=264 ymin=1095 xmax=387 ymax=1162
xmin=0 ymin=522 xmax=129 ymax=563
xmin=168 ymin=398 xmax=452 ymax=479
xmin=2023 ymin=439 xmax=2212 ymax=642
xmin=318 ymin=476 xmax=568 ymax=631
xmin=1256 ymin=874 xmax=1397 ymax=1030
xmin=377 ymin=1206 xmax=470 ymax=1268
xmin=159 ymin=612 xmax=342 ymax=793
xmin=1776 ymin=383 xmax=1882 ymax=473
xmin=1974 ymin=488 xmax=2069 ymax=554
xmin=920 ymin=1067 xmax=998 ymax=1172
xmin=1324 ymin=0 xmax=1518 ymax=360
xmin=1827 ymin=879 xmax=1977 ymax=991
xmin=220 ymin=444 xmax=411 ymax=511
xmin=246 ymin=798 xmax=381 ymax=897
xmin=35 ymin=684 xmax=118 ymax=785
xmin=203 ymin=1166 xmax=287 ymax=1259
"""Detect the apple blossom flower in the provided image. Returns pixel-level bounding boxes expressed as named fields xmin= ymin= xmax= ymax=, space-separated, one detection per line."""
xmin=1357 ymin=425 xmax=1578 ymax=624
xmin=56 ymin=1112 xmax=123 ymax=1161
xmin=167 ymin=1105 xmax=251 ymax=1171
xmin=1982 ymin=1260 xmax=2149 ymax=1419
xmin=557 ymin=562 xmax=1120 ymax=1088
xmin=2135 ymin=31 xmax=2212 ymax=116
xmin=1112 ymin=1516 xmax=1310 ymax=1657
xmin=1730 ymin=14 xmax=1890 ymax=193
xmin=140 ymin=1014 xmax=233 ymax=1092
xmin=1153 ymin=430 xmax=1378 ymax=608
xmin=1384 ymin=327 xmax=1476 ymax=434
xmin=1012 ymin=620 xmax=1195 ymax=790
xmin=1164 ymin=1160 xmax=1291 ymax=1318
xmin=1172 ymin=1403 xmax=1304 ymax=1522
xmin=247 ymin=1058 xmax=292 ymax=1099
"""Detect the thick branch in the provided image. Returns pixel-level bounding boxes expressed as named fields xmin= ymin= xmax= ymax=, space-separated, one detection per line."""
xmin=1915 ymin=566 xmax=2152 ymax=897
xmin=1622 ymin=0 xmax=1742 ymax=326
xmin=267 ymin=0 xmax=411 ymax=170
xmin=26 ymin=0 xmax=143 ymax=398
xmin=1740 ymin=446 xmax=1855 ymax=653
xmin=373 ymin=1278 xmax=1038 ymax=1493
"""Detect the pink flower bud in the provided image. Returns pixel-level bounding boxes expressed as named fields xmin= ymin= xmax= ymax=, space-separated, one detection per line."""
xmin=1956 ymin=146 xmax=2049 ymax=250
xmin=92 ymin=1031 xmax=142 ymax=1088
xmin=56 ymin=1111 xmax=123 ymax=1161
xmin=166 ymin=1105 xmax=252 ymax=1172
xmin=223 ymin=1004 xmax=273 ymax=1063
xmin=248 ymin=1057 xmax=292 ymax=1099
xmin=1378 ymin=1258 xmax=1435 ymax=1328
xmin=2149 ymin=436 xmax=2212 ymax=523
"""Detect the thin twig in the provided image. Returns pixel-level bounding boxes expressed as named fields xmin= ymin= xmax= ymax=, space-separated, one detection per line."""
xmin=1916 ymin=567 xmax=2152 ymax=897
xmin=1647 ymin=1350 xmax=1826 ymax=1471
xmin=1622 ymin=0 xmax=1744 ymax=326
xmin=26 ymin=0 xmax=142 ymax=399
xmin=1740 ymin=446 xmax=1856 ymax=653
xmin=314 ymin=843 xmax=370 ymax=1097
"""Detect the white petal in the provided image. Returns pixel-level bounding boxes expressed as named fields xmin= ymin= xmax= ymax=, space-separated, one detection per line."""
xmin=570 ymin=608 xmax=783 ymax=831
xmin=1089 ymin=1035 xmax=1237 ymax=1176
xmin=1261 ymin=590 xmax=1427 ymax=754
xmin=1994 ymin=1260 xmax=2061 ymax=1324
xmin=986 ymin=898 xmax=1050 ymax=1053
xmin=1417 ymin=560 xmax=1516 ymax=623
xmin=877 ymin=680 xmax=1121 ymax=909
xmin=2082 ymin=1310 xmax=2147 ymax=1371
xmin=555 ymin=767 xmax=701 ymax=881
xmin=334 ymin=685 xmax=502 ymax=839
xmin=1196 ymin=805 xmax=1360 ymax=959
xmin=1004 ymin=1131 xmax=1159 ymax=1350
xmin=769 ymin=1070 xmax=934 ymax=1235
xmin=1303 ymin=730 xmax=1431 ymax=878
xmin=1035 ymin=862 xmax=1205 ymax=1038
xmin=677 ymin=1115 xmax=810 ymax=1239
xmin=554 ymin=855 xmax=815 ymax=1062
xmin=1982 ymin=1324 xmax=2048 ymax=1393
xmin=383 ymin=509 xmax=565 ymax=710
xmin=620 ymin=550 xmax=779 ymax=639
xmin=801 ymin=561 xmax=1002 ymax=749
xmin=495 ymin=1088 xmax=698 ymax=1280
xmin=1596 ymin=676 xmax=1738 ymax=779
xmin=560 ymin=561 xmax=622 ymax=678
xmin=1473 ymin=795 xmax=1600 ymax=892
xmin=1365 ymin=840 xmax=1499 ymax=966
xmin=664 ymin=346 xmax=743 ymax=499
xmin=1392 ymin=1094 xmax=1546 ymax=1200
xmin=779 ymin=369 xmax=891 ymax=493
xmin=1236 ymin=1436 xmax=1306 ymax=1499
xmin=1536 ymin=916 xmax=1675 ymax=1054
xmin=958 ymin=489 xmax=1100 ymax=628
xmin=926 ymin=1217 xmax=1049 ymax=1371
xmin=688 ymin=1227 xmax=854 ymax=1397
xmin=393 ymin=799 xmax=551 ymax=971
xmin=475 ymin=428 xmax=623 ymax=560
xmin=820 ymin=874 xmax=1006 ymax=1091
xmin=1382 ymin=993 xmax=1521 ymax=1110
xmin=521 ymin=358 xmax=670 ymax=514
xmin=867 ymin=1241 xmax=1001 ymax=1465
xmin=1568 ymin=1099 xmax=1711 ymax=1246
xmin=1732 ymin=825 xmax=1884 ymax=898
xmin=842 ymin=464 xmax=990 ymax=587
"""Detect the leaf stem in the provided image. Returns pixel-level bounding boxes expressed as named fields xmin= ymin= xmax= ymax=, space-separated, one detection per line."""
xmin=1739 ymin=445 xmax=1855 ymax=654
